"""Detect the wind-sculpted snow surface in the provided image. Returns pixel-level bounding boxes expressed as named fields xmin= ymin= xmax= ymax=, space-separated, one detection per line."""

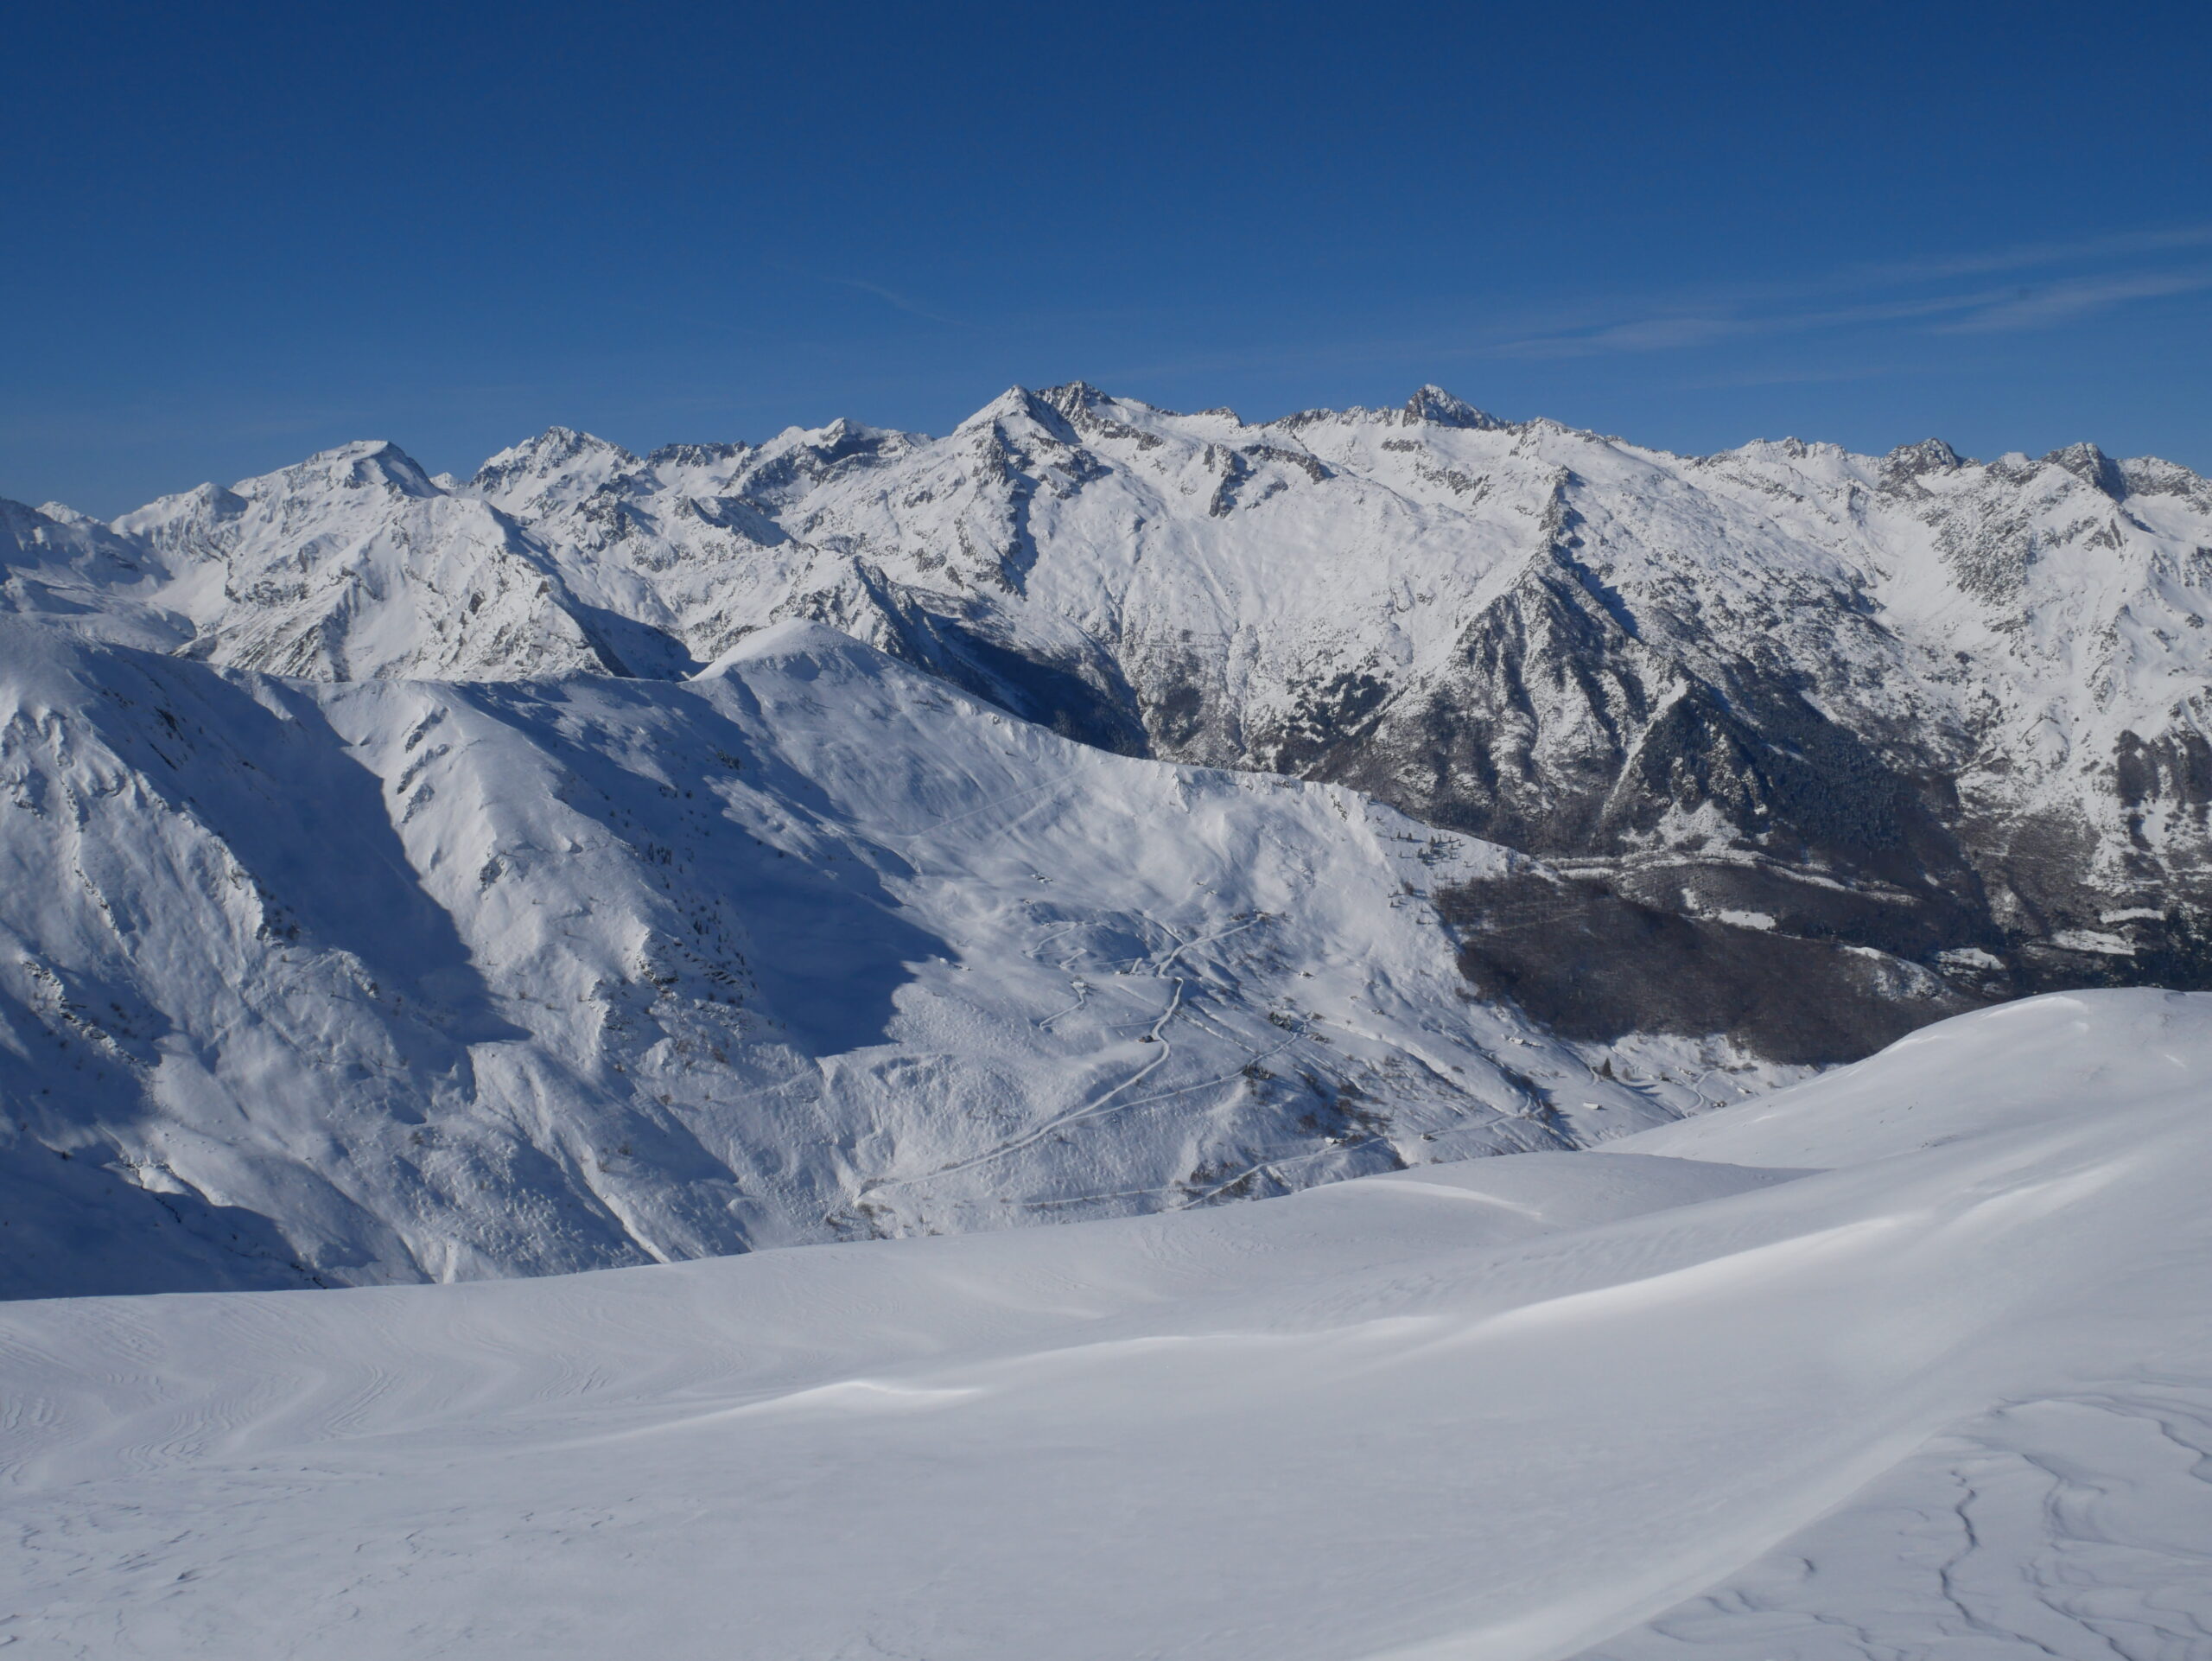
xmin=12 ymin=385 xmax=2211 ymax=1062
xmin=0 ymin=618 xmax=1745 ymax=1299
xmin=3 ymin=990 xmax=2208 ymax=1659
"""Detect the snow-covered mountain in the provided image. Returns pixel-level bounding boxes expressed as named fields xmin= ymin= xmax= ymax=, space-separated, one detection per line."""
xmin=2 ymin=617 xmax=1786 ymax=1300
xmin=109 ymin=441 xmax=692 ymax=681
xmin=3 ymin=385 xmax=2208 ymax=1295
xmin=17 ymin=385 xmax=2209 ymax=1071
xmin=5 ymin=989 xmax=2209 ymax=1658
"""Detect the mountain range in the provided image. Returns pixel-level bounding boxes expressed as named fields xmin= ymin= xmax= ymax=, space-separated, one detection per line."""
xmin=3 ymin=384 xmax=2208 ymax=1295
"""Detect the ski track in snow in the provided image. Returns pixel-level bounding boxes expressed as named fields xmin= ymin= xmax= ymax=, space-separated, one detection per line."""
xmin=863 ymin=977 xmax=1185 ymax=1193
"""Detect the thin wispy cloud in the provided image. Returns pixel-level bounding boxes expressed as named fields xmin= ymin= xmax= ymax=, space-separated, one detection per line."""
xmin=1491 ymin=225 xmax=2212 ymax=359
xmin=1503 ymin=291 xmax=2015 ymax=358
xmin=826 ymin=277 xmax=981 ymax=329
xmin=1843 ymin=224 xmax=2212 ymax=286
xmin=1940 ymin=269 xmax=2212 ymax=332
xmin=1671 ymin=360 xmax=1930 ymax=392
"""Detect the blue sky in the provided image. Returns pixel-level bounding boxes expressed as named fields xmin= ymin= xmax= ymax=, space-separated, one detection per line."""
xmin=5 ymin=0 xmax=2209 ymax=514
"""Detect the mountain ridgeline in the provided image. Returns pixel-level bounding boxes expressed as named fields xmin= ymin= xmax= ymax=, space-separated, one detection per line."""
xmin=17 ymin=384 xmax=2208 ymax=1056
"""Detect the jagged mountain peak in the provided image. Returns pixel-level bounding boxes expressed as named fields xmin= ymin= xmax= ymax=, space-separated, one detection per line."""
xmin=645 ymin=438 xmax=753 ymax=472
xmin=2118 ymin=454 xmax=2212 ymax=506
xmin=957 ymin=385 xmax=1090 ymax=444
xmin=1882 ymin=436 xmax=1967 ymax=478
xmin=467 ymin=425 xmax=641 ymax=516
xmin=1034 ymin=384 xmax=1205 ymax=449
xmin=734 ymin=417 xmax=918 ymax=507
xmin=1402 ymin=384 xmax=1510 ymax=430
xmin=156 ymin=479 xmax=245 ymax=510
xmin=780 ymin=412 xmax=908 ymax=447
xmin=2 ymin=495 xmax=152 ymax=562
xmin=479 ymin=423 xmax=637 ymax=473
xmin=1510 ymin=413 xmax=1605 ymax=448
xmin=2041 ymin=440 xmax=2129 ymax=500
xmin=1036 ymin=379 xmax=1113 ymax=414
xmin=231 ymin=438 xmax=442 ymax=502
xmin=0 ymin=496 xmax=54 ymax=535
xmin=111 ymin=480 xmax=249 ymax=547
xmin=1 ymin=496 xmax=189 ymax=652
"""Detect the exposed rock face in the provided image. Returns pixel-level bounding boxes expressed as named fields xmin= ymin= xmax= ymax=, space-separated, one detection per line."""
xmin=16 ymin=385 xmax=2212 ymax=1062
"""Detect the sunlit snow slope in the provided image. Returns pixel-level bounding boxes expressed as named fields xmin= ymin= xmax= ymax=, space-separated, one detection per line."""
xmin=3 ymin=989 xmax=2206 ymax=1659
xmin=1 ymin=619 xmax=1732 ymax=1299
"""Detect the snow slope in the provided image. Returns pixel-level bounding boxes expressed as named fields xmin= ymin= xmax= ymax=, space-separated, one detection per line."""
xmin=2 ymin=617 xmax=1754 ymax=1300
xmin=0 ymin=500 xmax=189 ymax=655
xmin=3 ymin=988 xmax=2206 ymax=1659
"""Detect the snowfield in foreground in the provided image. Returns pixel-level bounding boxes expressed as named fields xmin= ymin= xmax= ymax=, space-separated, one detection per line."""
xmin=4 ymin=988 xmax=2209 ymax=1659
